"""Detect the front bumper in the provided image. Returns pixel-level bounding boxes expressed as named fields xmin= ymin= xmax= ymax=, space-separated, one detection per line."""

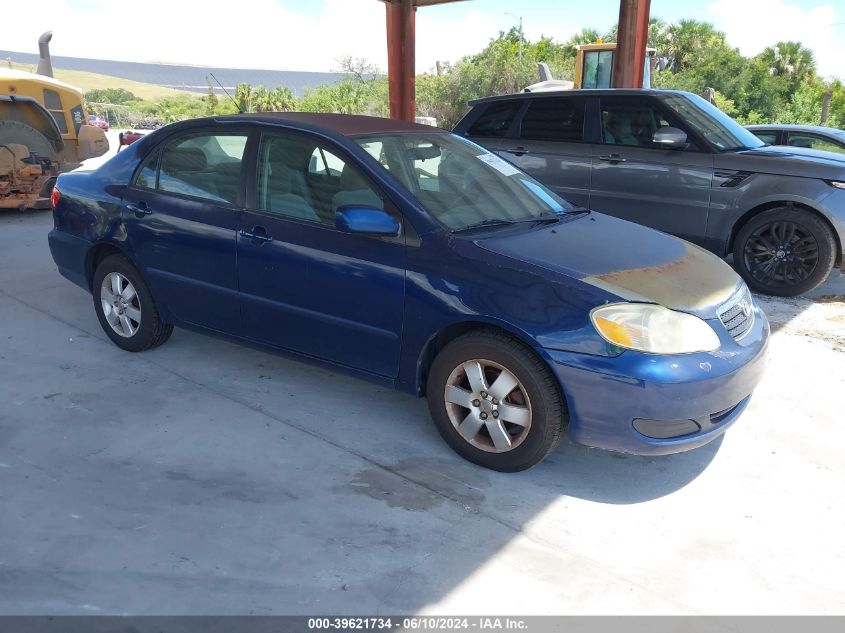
xmin=543 ymin=306 xmax=769 ymax=456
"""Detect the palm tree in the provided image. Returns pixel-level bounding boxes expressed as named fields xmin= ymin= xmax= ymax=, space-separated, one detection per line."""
xmin=234 ymin=83 xmax=253 ymax=113
xmin=759 ymin=41 xmax=816 ymax=81
xmin=665 ymin=19 xmax=726 ymax=72
xmin=269 ymin=86 xmax=297 ymax=112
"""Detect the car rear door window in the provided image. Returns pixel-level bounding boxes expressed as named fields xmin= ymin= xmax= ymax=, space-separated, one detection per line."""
xmin=157 ymin=133 xmax=248 ymax=204
xmin=519 ymin=98 xmax=586 ymax=142
xmin=467 ymin=101 xmax=522 ymax=137
xmin=133 ymin=150 xmax=159 ymax=189
xmin=786 ymin=133 xmax=845 ymax=154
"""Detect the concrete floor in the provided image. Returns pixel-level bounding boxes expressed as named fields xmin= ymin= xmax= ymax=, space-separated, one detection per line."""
xmin=0 ymin=210 xmax=843 ymax=615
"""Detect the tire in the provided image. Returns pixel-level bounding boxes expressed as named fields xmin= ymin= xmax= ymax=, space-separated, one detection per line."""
xmin=733 ymin=207 xmax=836 ymax=297
xmin=426 ymin=329 xmax=566 ymax=472
xmin=92 ymin=254 xmax=173 ymax=352
xmin=0 ymin=120 xmax=58 ymax=160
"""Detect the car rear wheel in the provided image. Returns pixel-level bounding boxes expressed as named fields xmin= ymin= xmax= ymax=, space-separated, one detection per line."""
xmin=426 ymin=329 xmax=566 ymax=472
xmin=734 ymin=207 xmax=836 ymax=297
xmin=92 ymin=254 xmax=173 ymax=352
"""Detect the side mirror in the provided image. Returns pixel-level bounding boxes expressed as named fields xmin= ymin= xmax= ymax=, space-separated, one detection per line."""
xmin=653 ymin=127 xmax=688 ymax=148
xmin=335 ymin=206 xmax=400 ymax=236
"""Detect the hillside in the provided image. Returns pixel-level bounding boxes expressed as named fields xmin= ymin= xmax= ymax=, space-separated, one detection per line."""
xmin=8 ymin=62 xmax=196 ymax=100
xmin=1 ymin=50 xmax=344 ymax=96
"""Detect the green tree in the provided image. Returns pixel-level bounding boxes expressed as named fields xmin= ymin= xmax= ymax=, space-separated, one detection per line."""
xmin=234 ymin=83 xmax=253 ymax=112
xmin=83 ymin=88 xmax=137 ymax=104
xmin=665 ymin=19 xmax=729 ymax=72
xmin=758 ymin=41 xmax=817 ymax=94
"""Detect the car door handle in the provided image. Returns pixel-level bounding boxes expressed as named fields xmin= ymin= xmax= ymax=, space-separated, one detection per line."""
xmin=126 ymin=201 xmax=152 ymax=216
xmin=504 ymin=146 xmax=530 ymax=156
xmin=239 ymin=227 xmax=273 ymax=243
xmin=598 ymin=154 xmax=627 ymax=164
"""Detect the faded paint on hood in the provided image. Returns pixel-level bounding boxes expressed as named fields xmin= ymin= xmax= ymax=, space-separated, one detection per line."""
xmin=475 ymin=212 xmax=742 ymax=318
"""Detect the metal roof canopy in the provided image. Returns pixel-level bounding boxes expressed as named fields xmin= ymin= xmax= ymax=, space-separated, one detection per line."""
xmin=380 ymin=0 xmax=651 ymax=122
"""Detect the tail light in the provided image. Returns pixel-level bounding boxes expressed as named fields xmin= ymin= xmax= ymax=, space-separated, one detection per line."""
xmin=51 ymin=186 xmax=60 ymax=208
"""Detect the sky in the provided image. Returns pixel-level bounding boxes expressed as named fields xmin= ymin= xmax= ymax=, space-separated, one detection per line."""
xmin=3 ymin=0 xmax=844 ymax=79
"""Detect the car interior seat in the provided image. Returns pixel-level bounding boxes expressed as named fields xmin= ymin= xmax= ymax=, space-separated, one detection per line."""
xmin=264 ymin=146 xmax=320 ymax=222
xmin=331 ymin=166 xmax=383 ymax=213
xmin=159 ymin=148 xmax=224 ymax=201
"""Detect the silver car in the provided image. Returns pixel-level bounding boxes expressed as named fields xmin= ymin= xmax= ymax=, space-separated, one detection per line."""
xmin=747 ymin=124 xmax=845 ymax=155
xmin=454 ymin=89 xmax=845 ymax=296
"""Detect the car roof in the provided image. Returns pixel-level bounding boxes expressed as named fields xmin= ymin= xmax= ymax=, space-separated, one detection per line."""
xmin=212 ymin=112 xmax=437 ymax=136
xmin=746 ymin=123 xmax=845 ymax=136
xmin=468 ymin=88 xmax=691 ymax=105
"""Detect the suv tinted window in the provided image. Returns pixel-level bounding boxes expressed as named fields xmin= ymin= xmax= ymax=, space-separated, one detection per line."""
xmin=467 ymin=101 xmax=522 ymax=137
xmin=520 ymin=98 xmax=586 ymax=142
xmin=600 ymin=97 xmax=694 ymax=149
xmin=157 ymin=133 xmax=248 ymax=204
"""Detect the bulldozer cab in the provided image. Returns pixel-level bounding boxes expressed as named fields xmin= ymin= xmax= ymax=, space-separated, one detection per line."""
xmin=574 ymin=43 xmax=656 ymax=89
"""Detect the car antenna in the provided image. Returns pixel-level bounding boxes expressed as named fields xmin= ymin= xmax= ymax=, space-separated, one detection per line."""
xmin=208 ymin=73 xmax=244 ymax=114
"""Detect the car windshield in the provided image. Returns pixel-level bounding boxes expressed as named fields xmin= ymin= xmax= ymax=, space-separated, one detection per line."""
xmin=661 ymin=93 xmax=765 ymax=151
xmin=353 ymin=132 xmax=575 ymax=231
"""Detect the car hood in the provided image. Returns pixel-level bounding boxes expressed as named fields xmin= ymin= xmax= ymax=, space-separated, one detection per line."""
xmin=719 ymin=145 xmax=845 ymax=180
xmin=474 ymin=213 xmax=742 ymax=319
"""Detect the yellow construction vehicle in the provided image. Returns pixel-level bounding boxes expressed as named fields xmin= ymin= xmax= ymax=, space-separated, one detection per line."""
xmin=1 ymin=32 xmax=108 ymax=210
xmin=573 ymin=42 xmax=656 ymax=89
xmin=525 ymin=42 xmax=657 ymax=93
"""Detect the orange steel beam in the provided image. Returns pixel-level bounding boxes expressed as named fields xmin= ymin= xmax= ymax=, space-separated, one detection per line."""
xmin=612 ymin=0 xmax=651 ymax=88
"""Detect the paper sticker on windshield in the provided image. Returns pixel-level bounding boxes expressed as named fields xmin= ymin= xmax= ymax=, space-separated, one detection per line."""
xmin=476 ymin=153 xmax=520 ymax=176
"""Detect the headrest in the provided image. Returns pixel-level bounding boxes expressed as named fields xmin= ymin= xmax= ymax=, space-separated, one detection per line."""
xmin=339 ymin=165 xmax=368 ymax=190
xmin=162 ymin=147 xmax=207 ymax=173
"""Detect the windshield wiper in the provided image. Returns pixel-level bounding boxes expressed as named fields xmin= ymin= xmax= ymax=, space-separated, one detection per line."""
xmin=451 ymin=215 xmax=561 ymax=234
xmin=719 ymin=146 xmax=751 ymax=152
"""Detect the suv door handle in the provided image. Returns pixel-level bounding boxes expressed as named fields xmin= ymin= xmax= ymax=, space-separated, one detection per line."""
xmin=126 ymin=201 xmax=152 ymax=216
xmin=598 ymin=154 xmax=627 ymax=164
xmin=504 ymin=146 xmax=530 ymax=156
xmin=239 ymin=227 xmax=273 ymax=243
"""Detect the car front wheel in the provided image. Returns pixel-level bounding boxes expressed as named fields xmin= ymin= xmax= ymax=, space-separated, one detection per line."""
xmin=426 ymin=330 xmax=566 ymax=472
xmin=734 ymin=207 xmax=836 ymax=297
xmin=92 ymin=254 xmax=173 ymax=352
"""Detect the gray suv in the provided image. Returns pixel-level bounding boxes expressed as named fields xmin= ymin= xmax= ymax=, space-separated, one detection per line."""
xmin=454 ymin=89 xmax=845 ymax=296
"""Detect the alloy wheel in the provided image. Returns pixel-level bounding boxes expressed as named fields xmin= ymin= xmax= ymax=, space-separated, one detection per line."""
xmin=100 ymin=272 xmax=142 ymax=338
xmin=443 ymin=359 xmax=532 ymax=453
xmin=743 ymin=220 xmax=819 ymax=288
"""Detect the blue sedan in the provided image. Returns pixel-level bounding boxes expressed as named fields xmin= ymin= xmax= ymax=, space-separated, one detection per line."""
xmin=48 ymin=113 xmax=769 ymax=471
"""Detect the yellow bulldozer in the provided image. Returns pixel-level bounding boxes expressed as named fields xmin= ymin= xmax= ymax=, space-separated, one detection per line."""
xmin=1 ymin=32 xmax=108 ymax=210
xmin=525 ymin=42 xmax=657 ymax=92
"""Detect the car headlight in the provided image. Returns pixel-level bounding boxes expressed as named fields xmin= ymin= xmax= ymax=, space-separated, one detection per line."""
xmin=591 ymin=303 xmax=720 ymax=354
xmin=828 ymin=180 xmax=845 ymax=190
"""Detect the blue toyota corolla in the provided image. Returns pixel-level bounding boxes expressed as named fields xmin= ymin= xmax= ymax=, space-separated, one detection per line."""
xmin=48 ymin=113 xmax=769 ymax=471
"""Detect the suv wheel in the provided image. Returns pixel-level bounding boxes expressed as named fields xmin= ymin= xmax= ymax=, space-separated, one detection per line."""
xmin=734 ymin=207 xmax=836 ymax=297
xmin=426 ymin=329 xmax=566 ymax=472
